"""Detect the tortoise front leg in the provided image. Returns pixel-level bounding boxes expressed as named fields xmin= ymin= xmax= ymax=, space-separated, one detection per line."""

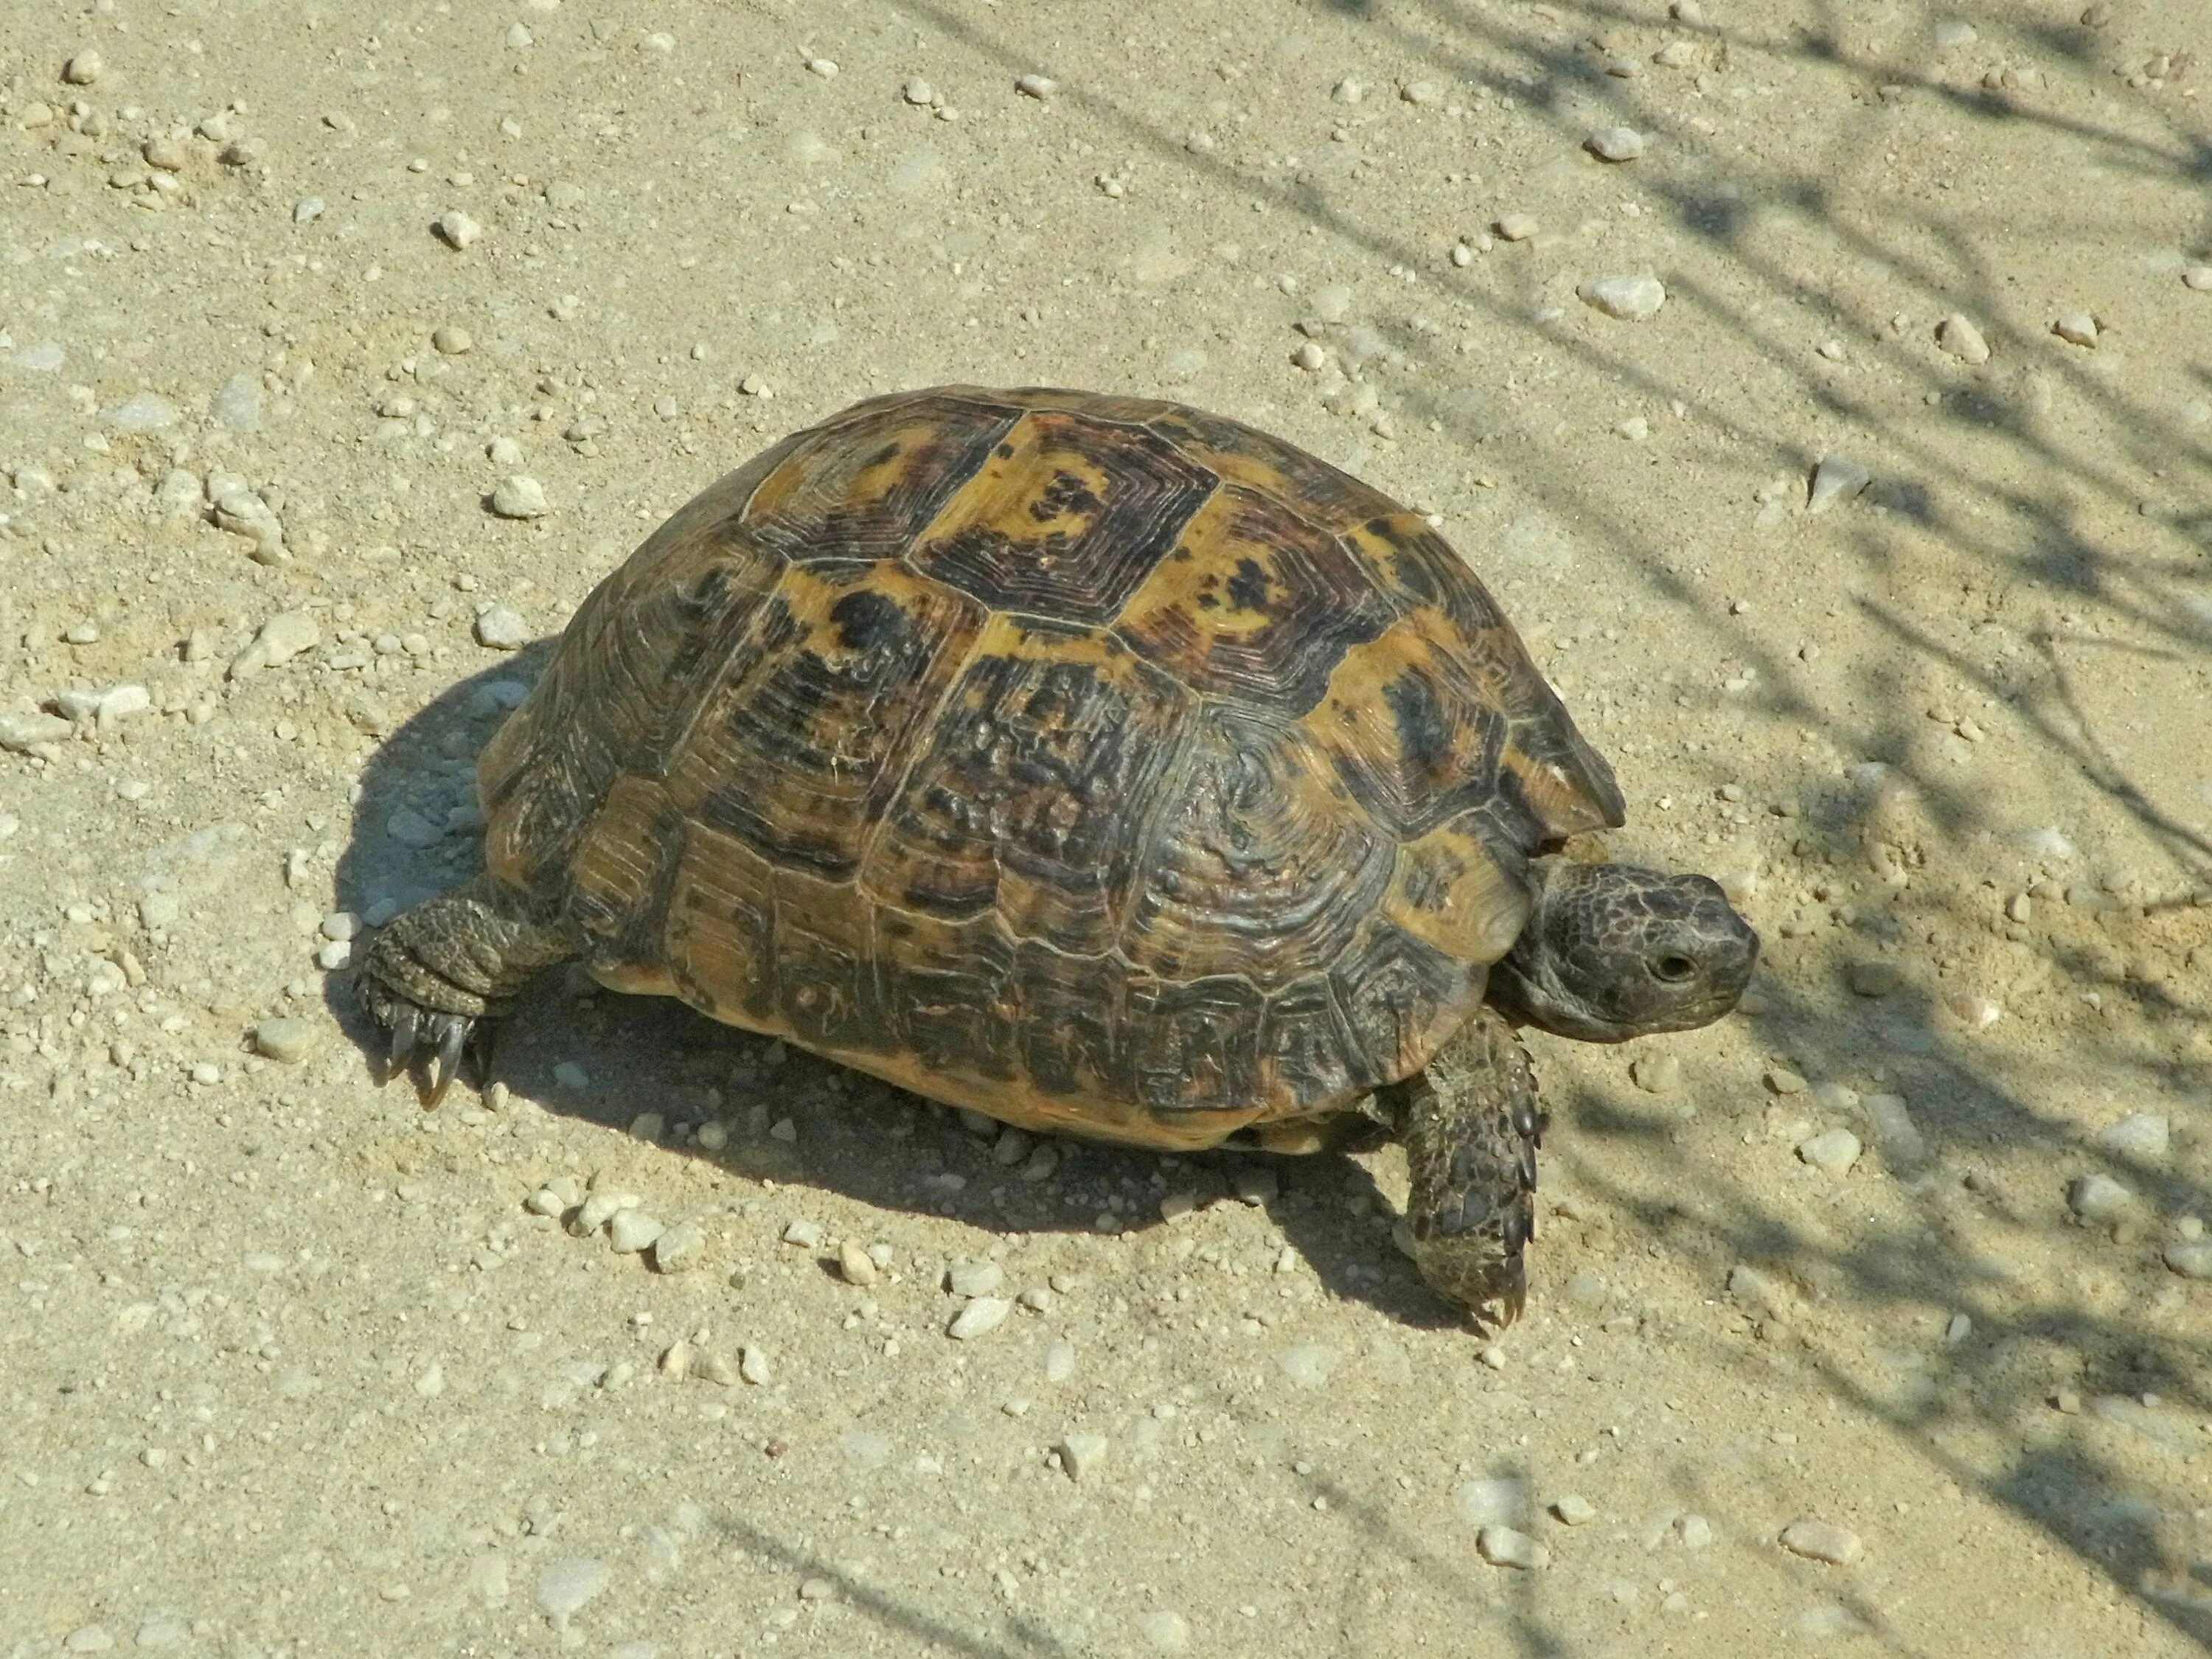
xmin=356 ymin=873 xmax=576 ymax=1107
xmin=1371 ymin=1004 xmax=1544 ymax=1329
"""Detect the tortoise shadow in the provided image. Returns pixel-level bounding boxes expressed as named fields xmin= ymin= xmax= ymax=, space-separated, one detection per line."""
xmin=325 ymin=645 xmax=1464 ymax=1331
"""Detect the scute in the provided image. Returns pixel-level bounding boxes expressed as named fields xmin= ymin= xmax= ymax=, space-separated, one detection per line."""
xmin=487 ymin=384 xmax=1624 ymax=1144
xmin=905 ymin=408 xmax=1218 ymax=623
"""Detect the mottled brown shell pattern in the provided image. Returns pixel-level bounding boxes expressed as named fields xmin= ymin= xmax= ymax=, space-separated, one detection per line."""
xmin=476 ymin=386 xmax=1624 ymax=1147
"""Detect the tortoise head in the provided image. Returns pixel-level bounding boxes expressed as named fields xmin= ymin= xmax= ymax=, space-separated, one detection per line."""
xmin=1488 ymin=856 xmax=1758 ymax=1042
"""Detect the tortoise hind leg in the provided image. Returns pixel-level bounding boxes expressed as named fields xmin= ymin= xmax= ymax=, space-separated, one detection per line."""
xmin=1371 ymin=1005 xmax=1543 ymax=1329
xmin=356 ymin=873 xmax=575 ymax=1107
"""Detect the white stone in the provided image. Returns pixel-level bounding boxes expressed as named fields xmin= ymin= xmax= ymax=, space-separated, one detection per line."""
xmin=252 ymin=1018 xmax=318 ymax=1064
xmin=1630 ymin=1053 xmax=1681 ymax=1093
xmin=2185 ymin=265 xmax=2212 ymax=291
xmin=838 ymin=1240 xmax=878 ymax=1284
xmin=1059 ymin=1432 xmax=1108 ymax=1478
xmin=903 ymin=78 xmax=935 ymax=105
xmin=436 ymin=210 xmax=482 ymax=249
xmin=2094 ymin=1113 xmax=2168 ymax=1161
xmin=1478 ymin=1526 xmax=1548 ymax=1569
xmin=1586 ymin=126 xmax=1645 ymax=161
xmin=1457 ymin=1477 xmax=1527 ymax=1527
xmin=1553 ymin=1494 xmax=1597 ymax=1526
xmin=1797 ymin=1129 xmax=1861 ymax=1175
xmin=1278 ymin=1343 xmax=1338 ymax=1388
xmin=474 ymin=604 xmax=529 ymax=649
xmin=1938 ymin=313 xmax=1990 ymax=364
xmin=534 ymin=1557 xmax=610 ymax=1618
xmin=2067 ymin=1172 xmax=2135 ymax=1222
xmin=489 ymin=476 xmax=549 ymax=519
xmin=228 ymin=611 xmax=319 ymax=679
xmin=608 ymin=1210 xmax=663 ymax=1253
xmin=782 ymin=1218 xmax=824 ymax=1248
xmin=1135 ymin=1610 xmax=1191 ymax=1652
xmin=2053 ymin=312 xmax=2098 ymax=347
xmin=1780 ymin=1518 xmax=1863 ymax=1565
xmin=0 ymin=712 xmax=71 ymax=751
xmin=947 ymin=1260 xmax=1004 ymax=1297
xmin=1809 ymin=454 xmax=1872 ymax=513
xmin=2163 ymin=1241 xmax=2212 ymax=1280
xmin=1015 ymin=73 xmax=1057 ymax=99
xmin=1494 ymin=213 xmax=1538 ymax=242
xmin=1577 ymin=274 xmax=1665 ymax=320
xmin=948 ymin=1296 xmax=1011 ymax=1339
xmin=212 ymin=373 xmax=262 ymax=431
xmin=108 ymin=392 xmax=181 ymax=431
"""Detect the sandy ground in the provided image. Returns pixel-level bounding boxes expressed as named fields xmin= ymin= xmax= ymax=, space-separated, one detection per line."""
xmin=3 ymin=0 xmax=2211 ymax=1654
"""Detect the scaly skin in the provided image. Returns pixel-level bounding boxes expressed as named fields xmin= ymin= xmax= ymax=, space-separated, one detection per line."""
xmin=1374 ymin=1006 xmax=1543 ymax=1329
xmin=355 ymin=873 xmax=575 ymax=1106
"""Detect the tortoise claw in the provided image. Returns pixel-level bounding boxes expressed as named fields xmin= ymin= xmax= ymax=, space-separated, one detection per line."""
xmin=386 ymin=1004 xmax=420 ymax=1079
xmin=421 ymin=1013 xmax=471 ymax=1109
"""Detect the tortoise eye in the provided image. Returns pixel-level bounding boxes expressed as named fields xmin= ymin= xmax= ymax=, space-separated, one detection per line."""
xmin=1652 ymin=953 xmax=1698 ymax=984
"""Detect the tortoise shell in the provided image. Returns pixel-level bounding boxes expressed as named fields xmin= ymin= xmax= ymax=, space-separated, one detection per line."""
xmin=474 ymin=386 xmax=1624 ymax=1148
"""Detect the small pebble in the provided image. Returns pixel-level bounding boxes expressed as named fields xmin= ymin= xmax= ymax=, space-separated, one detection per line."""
xmin=1293 ymin=341 xmax=1327 ymax=372
xmin=1797 ymin=1130 xmax=1861 ymax=1175
xmin=475 ymin=604 xmax=529 ymax=649
xmin=1779 ymin=1519 xmax=1863 ymax=1566
xmin=740 ymin=1346 xmax=772 ymax=1385
xmin=2066 ymin=1172 xmax=2135 ymax=1222
xmin=432 ymin=324 xmax=474 ymax=355
xmin=1015 ymin=73 xmax=1057 ymax=100
xmin=63 ymin=51 xmax=104 ymax=86
xmin=526 ymin=1188 xmax=567 ymax=1218
xmin=805 ymin=56 xmax=838 ymax=79
xmin=2094 ymin=1113 xmax=2168 ymax=1161
xmin=782 ymin=1218 xmax=824 ymax=1248
xmin=292 ymin=196 xmax=325 ymax=224
xmin=1457 ymin=1477 xmax=1527 ymax=1527
xmin=947 ymin=1260 xmax=1004 ymax=1298
xmin=1944 ymin=1312 xmax=1972 ymax=1345
xmin=1677 ymin=1514 xmax=1715 ymax=1548
xmin=608 ymin=1210 xmax=663 ymax=1253
xmin=695 ymin=1121 xmax=728 ymax=1151
xmin=1135 ymin=1610 xmax=1191 ymax=1652
xmin=489 ymin=476 xmax=550 ymax=519
xmin=1554 ymin=1495 xmax=1597 ymax=1526
xmin=535 ymin=1557 xmax=611 ymax=1618
xmin=436 ymin=210 xmax=482 ymax=250
xmin=2052 ymin=313 xmax=2098 ymax=347
xmin=1585 ymin=126 xmax=1646 ymax=161
xmin=948 ymin=1297 xmax=1011 ymax=1340
xmin=1937 ymin=313 xmax=1990 ymax=364
xmin=1846 ymin=959 xmax=1905 ymax=997
xmin=2163 ymin=1242 xmax=2212 ymax=1281
xmin=1578 ymin=274 xmax=1666 ymax=320
xmin=1494 ymin=213 xmax=1538 ymax=242
xmin=838 ymin=1240 xmax=879 ymax=1285
xmin=1059 ymin=1432 xmax=1108 ymax=1479
xmin=1478 ymin=1526 xmax=1548 ymax=1569
xmin=144 ymin=136 xmax=189 ymax=172
xmin=902 ymin=78 xmax=935 ymax=106
xmin=1766 ymin=1067 xmax=1808 ymax=1096
xmin=251 ymin=1018 xmax=319 ymax=1065
xmin=1045 ymin=1340 xmax=1077 ymax=1382
xmin=2185 ymin=266 xmax=2212 ymax=292
xmin=1809 ymin=454 xmax=1872 ymax=513
xmin=1630 ymin=1054 xmax=1681 ymax=1093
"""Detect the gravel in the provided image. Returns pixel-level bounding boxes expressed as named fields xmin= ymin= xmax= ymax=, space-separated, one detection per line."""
xmin=1797 ymin=1129 xmax=1862 ymax=1175
xmin=1058 ymin=1432 xmax=1108 ymax=1479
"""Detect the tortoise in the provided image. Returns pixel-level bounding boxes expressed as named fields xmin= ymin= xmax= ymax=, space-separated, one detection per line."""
xmin=360 ymin=385 xmax=1757 ymax=1325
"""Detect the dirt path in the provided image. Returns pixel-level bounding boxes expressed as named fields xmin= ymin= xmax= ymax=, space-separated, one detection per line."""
xmin=2 ymin=1 xmax=2208 ymax=1654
